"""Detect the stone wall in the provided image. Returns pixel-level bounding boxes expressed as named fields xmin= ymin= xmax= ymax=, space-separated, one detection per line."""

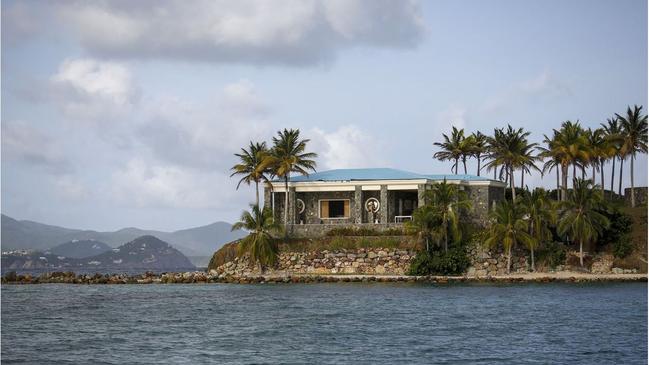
xmin=213 ymin=242 xmax=529 ymax=279
xmin=465 ymin=243 xmax=529 ymax=277
xmin=214 ymin=248 xmax=415 ymax=277
xmin=624 ymin=187 xmax=647 ymax=206
xmin=211 ymin=239 xmax=640 ymax=279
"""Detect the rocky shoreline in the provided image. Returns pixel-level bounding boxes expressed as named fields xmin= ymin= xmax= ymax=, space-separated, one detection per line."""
xmin=2 ymin=270 xmax=646 ymax=285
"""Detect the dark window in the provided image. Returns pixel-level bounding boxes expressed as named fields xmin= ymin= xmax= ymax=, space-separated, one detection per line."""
xmin=328 ymin=200 xmax=345 ymax=218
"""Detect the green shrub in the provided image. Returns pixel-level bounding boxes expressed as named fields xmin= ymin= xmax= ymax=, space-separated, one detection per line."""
xmin=612 ymin=240 xmax=633 ymax=259
xmin=598 ymin=207 xmax=633 ymax=257
xmin=325 ymin=227 xmax=404 ymax=237
xmin=407 ymin=248 xmax=469 ymax=276
xmin=383 ymin=228 xmax=405 ymax=236
xmin=536 ymin=242 xmax=567 ymax=268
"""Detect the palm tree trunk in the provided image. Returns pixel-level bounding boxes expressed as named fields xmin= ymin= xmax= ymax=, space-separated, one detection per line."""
xmin=255 ymin=181 xmax=260 ymax=208
xmin=494 ymin=166 xmax=497 ymax=180
xmin=283 ymin=176 xmax=289 ymax=226
xmin=503 ymin=166 xmax=508 ymax=197
xmin=443 ymin=218 xmax=448 ymax=252
xmin=600 ymin=161 xmax=605 ymax=195
xmin=463 ymin=156 xmax=467 ymax=174
xmin=579 ymin=238 xmax=584 ymax=267
xmin=477 ymin=155 xmax=481 ymax=176
xmin=630 ymin=153 xmax=635 ymax=207
xmin=531 ymin=247 xmax=535 ymax=272
xmin=555 ymin=166 xmax=560 ymax=200
xmin=618 ymin=157 xmax=624 ymax=196
xmin=507 ymin=245 xmax=512 ymax=274
xmin=454 ymin=158 xmax=459 ymax=174
xmin=520 ymin=169 xmax=524 ymax=190
xmin=610 ymin=157 xmax=616 ymax=199
xmin=561 ymin=165 xmax=568 ymax=201
xmin=510 ymin=166 xmax=516 ymax=202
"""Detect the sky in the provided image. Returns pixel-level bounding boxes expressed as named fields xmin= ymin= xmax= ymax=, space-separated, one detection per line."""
xmin=2 ymin=0 xmax=647 ymax=231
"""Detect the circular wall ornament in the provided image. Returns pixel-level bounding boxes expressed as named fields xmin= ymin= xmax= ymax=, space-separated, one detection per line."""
xmin=296 ymin=199 xmax=306 ymax=214
xmin=365 ymin=198 xmax=380 ymax=213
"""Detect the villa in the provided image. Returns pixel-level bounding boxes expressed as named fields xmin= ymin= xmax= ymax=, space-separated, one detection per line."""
xmin=264 ymin=168 xmax=507 ymax=237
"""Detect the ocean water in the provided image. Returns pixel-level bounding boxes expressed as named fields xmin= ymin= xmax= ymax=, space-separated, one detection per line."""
xmin=2 ymin=283 xmax=647 ymax=364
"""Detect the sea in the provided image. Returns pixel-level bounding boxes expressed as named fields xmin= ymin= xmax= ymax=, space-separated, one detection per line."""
xmin=2 ymin=282 xmax=647 ymax=364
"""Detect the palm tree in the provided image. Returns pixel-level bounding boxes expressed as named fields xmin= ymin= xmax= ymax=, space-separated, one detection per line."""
xmin=470 ymin=131 xmax=488 ymax=176
xmin=425 ymin=179 xmax=471 ymax=252
xmin=617 ymin=105 xmax=648 ymax=207
xmin=515 ymin=139 xmax=541 ymax=190
xmin=485 ymin=127 xmax=506 ymax=181
xmin=520 ymin=188 xmax=555 ymax=271
xmin=538 ymin=134 xmax=561 ymax=200
xmin=269 ymin=129 xmax=317 ymax=226
xmin=485 ymin=201 xmax=533 ymax=274
xmin=601 ymin=116 xmax=623 ymax=199
xmin=558 ymin=179 xmax=610 ymax=267
xmin=230 ymin=141 xmax=271 ymax=207
xmin=405 ymin=205 xmax=441 ymax=253
xmin=484 ymin=125 xmax=533 ymax=202
xmin=434 ymin=127 xmax=465 ymax=174
xmin=458 ymin=133 xmax=475 ymax=174
xmin=232 ymin=204 xmax=282 ymax=270
xmin=544 ymin=121 xmax=588 ymax=200
xmin=584 ymin=128 xmax=615 ymax=196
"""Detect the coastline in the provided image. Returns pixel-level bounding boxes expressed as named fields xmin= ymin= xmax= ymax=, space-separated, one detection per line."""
xmin=2 ymin=270 xmax=647 ymax=285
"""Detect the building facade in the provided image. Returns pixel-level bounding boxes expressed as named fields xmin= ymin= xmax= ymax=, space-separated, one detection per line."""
xmin=264 ymin=168 xmax=506 ymax=237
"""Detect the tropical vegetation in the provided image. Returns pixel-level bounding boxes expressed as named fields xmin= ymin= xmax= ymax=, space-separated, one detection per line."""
xmin=231 ymin=204 xmax=282 ymax=270
xmin=229 ymin=105 xmax=646 ymax=270
xmin=557 ymin=179 xmax=610 ymax=267
xmin=230 ymin=128 xmax=317 ymax=265
xmin=405 ymin=180 xmax=472 ymax=275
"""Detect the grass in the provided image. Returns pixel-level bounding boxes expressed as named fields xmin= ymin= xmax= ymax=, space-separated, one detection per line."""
xmin=325 ymin=227 xmax=405 ymax=237
xmin=279 ymin=236 xmax=419 ymax=252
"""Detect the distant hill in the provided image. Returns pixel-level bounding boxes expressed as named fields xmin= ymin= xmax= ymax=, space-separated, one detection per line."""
xmin=1 ymin=214 xmax=246 ymax=256
xmin=46 ymin=240 xmax=112 ymax=259
xmin=2 ymin=235 xmax=195 ymax=271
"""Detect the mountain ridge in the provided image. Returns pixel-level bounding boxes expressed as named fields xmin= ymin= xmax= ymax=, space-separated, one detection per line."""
xmin=1 ymin=214 xmax=246 ymax=257
xmin=2 ymin=235 xmax=195 ymax=271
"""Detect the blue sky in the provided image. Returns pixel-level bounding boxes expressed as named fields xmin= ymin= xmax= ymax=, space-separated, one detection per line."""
xmin=2 ymin=0 xmax=647 ymax=231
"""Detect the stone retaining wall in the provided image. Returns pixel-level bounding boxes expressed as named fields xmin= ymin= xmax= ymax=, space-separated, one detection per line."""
xmin=214 ymin=248 xmax=415 ymax=277
xmin=625 ymin=187 xmax=648 ymax=206
xmin=466 ymin=244 xmax=529 ymax=277
xmin=212 ymin=241 xmax=634 ymax=279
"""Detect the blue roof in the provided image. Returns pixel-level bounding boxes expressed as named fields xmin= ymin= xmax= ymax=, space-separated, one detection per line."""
xmin=286 ymin=168 xmax=494 ymax=182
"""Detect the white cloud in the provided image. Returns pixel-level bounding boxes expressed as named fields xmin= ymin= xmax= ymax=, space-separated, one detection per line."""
xmin=482 ymin=70 xmax=571 ymax=114
xmin=136 ymin=79 xmax=271 ymax=170
xmin=1 ymin=1 xmax=53 ymax=46
xmin=110 ymin=159 xmax=245 ymax=209
xmin=54 ymin=176 xmax=89 ymax=201
xmin=519 ymin=69 xmax=571 ymax=96
xmin=310 ymin=125 xmax=386 ymax=169
xmin=49 ymin=58 xmax=138 ymax=121
xmin=1 ymin=120 xmax=70 ymax=174
xmin=54 ymin=0 xmax=425 ymax=66
xmin=436 ymin=104 xmax=467 ymax=130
